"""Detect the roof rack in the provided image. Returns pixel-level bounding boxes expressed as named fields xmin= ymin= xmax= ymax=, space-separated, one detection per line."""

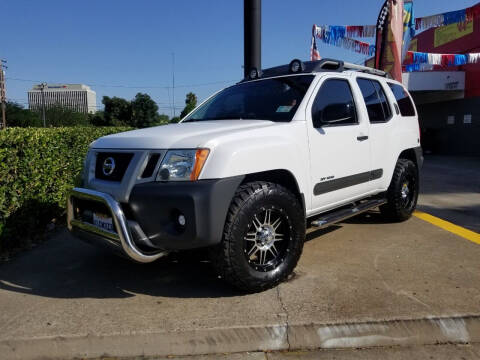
xmin=311 ymin=58 xmax=388 ymax=77
xmin=252 ymin=58 xmax=388 ymax=81
xmin=343 ymin=62 xmax=388 ymax=77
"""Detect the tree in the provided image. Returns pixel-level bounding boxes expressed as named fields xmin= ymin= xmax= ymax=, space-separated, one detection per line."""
xmin=88 ymin=111 xmax=106 ymax=126
xmin=180 ymin=92 xmax=197 ymax=119
xmin=5 ymin=102 xmax=41 ymax=127
xmin=102 ymin=96 xmax=132 ymax=126
xmin=131 ymin=93 xmax=159 ymax=128
xmin=154 ymin=114 xmax=170 ymax=126
xmin=44 ymin=105 xmax=89 ymax=126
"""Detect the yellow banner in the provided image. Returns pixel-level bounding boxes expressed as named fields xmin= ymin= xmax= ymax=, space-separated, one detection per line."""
xmin=408 ymin=38 xmax=418 ymax=52
xmin=434 ymin=21 xmax=474 ymax=48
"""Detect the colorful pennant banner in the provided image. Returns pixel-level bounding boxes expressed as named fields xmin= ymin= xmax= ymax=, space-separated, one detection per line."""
xmin=415 ymin=5 xmax=480 ymax=31
xmin=404 ymin=51 xmax=480 ymax=71
xmin=314 ymin=25 xmax=376 ymax=38
xmin=314 ymin=26 xmax=376 ymax=56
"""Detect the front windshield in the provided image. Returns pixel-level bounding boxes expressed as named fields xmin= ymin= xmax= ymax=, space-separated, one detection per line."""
xmin=183 ymin=75 xmax=314 ymax=123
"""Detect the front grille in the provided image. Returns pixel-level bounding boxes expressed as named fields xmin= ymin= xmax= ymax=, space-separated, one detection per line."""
xmin=95 ymin=152 xmax=133 ymax=181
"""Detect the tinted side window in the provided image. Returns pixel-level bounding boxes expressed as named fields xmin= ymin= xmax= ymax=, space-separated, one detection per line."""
xmin=388 ymin=83 xmax=416 ymax=117
xmin=312 ymin=79 xmax=357 ymax=128
xmin=357 ymin=79 xmax=392 ymax=123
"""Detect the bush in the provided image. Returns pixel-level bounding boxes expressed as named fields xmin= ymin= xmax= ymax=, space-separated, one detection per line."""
xmin=6 ymin=102 xmax=92 ymax=128
xmin=0 ymin=127 xmax=132 ymax=254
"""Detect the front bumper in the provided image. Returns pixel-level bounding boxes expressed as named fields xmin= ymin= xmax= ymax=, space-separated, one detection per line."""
xmin=67 ymin=188 xmax=167 ymax=263
xmin=67 ymin=176 xmax=244 ymax=262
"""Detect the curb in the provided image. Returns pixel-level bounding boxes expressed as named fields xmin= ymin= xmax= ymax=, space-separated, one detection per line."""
xmin=2 ymin=315 xmax=480 ymax=359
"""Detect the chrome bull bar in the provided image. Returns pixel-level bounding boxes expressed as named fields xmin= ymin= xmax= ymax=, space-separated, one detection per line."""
xmin=67 ymin=187 xmax=167 ymax=263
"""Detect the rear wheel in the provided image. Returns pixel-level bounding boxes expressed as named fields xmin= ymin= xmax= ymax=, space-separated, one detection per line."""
xmin=380 ymin=159 xmax=419 ymax=222
xmin=210 ymin=181 xmax=305 ymax=292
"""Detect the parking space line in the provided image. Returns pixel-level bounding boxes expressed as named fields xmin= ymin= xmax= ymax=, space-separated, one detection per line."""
xmin=414 ymin=211 xmax=480 ymax=245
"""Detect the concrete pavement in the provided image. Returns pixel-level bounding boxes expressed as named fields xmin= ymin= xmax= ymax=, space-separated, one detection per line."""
xmin=1 ymin=214 xmax=479 ymax=359
xmin=0 ymin=155 xmax=479 ymax=359
xmin=417 ymin=155 xmax=480 ymax=232
xmin=118 ymin=344 xmax=480 ymax=359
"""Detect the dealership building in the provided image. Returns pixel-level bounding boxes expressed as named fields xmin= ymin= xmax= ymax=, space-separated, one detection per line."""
xmin=28 ymin=84 xmax=96 ymax=114
xmin=365 ymin=3 xmax=480 ymax=156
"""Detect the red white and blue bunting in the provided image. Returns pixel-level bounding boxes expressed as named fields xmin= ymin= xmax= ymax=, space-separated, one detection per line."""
xmin=415 ymin=5 xmax=480 ymax=31
xmin=313 ymin=25 xmax=376 ymax=56
xmin=314 ymin=25 xmax=376 ymax=39
xmin=312 ymin=3 xmax=480 ymax=69
xmin=404 ymin=51 xmax=480 ymax=72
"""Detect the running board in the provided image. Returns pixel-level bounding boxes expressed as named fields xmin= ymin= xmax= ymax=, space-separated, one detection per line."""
xmin=311 ymin=199 xmax=387 ymax=229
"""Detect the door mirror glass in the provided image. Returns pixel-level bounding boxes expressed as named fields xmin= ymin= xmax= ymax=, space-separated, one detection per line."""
xmin=321 ymin=103 xmax=355 ymax=124
xmin=312 ymin=79 xmax=358 ymax=128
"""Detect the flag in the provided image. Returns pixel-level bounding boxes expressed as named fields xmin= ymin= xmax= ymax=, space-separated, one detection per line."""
xmin=375 ymin=0 xmax=404 ymax=82
xmin=375 ymin=1 xmax=390 ymax=70
xmin=402 ymin=0 xmax=415 ymax=62
xmin=311 ymin=25 xmax=321 ymax=61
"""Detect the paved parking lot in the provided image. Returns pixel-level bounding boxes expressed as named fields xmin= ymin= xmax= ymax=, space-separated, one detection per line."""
xmin=0 ymin=156 xmax=479 ymax=359
xmin=417 ymin=155 xmax=480 ymax=232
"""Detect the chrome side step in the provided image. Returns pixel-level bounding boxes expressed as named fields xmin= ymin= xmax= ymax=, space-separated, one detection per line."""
xmin=311 ymin=199 xmax=387 ymax=229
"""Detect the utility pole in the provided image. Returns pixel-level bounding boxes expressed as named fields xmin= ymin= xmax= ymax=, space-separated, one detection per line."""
xmin=0 ymin=59 xmax=7 ymax=129
xmin=244 ymin=0 xmax=262 ymax=78
xmin=172 ymin=52 xmax=176 ymax=118
xmin=39 ymin=82 xmax=47 ymax=127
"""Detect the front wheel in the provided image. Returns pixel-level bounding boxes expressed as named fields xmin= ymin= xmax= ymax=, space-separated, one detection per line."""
xmin=210 ymin=181 xmax=305 ymax=292
xmin=380 ymin=159 xmax=419 ymax=222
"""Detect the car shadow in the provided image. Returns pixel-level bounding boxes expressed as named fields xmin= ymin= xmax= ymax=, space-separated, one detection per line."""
xmin=342 ymin=210 xmax=393 ymax=225
xmin=0 ymin=210 xmax=401 ymax=301
xmin=0 ymin=231 xmax=243 ymax=300
xmin=305 ymin=225 xmax=342 ymax=242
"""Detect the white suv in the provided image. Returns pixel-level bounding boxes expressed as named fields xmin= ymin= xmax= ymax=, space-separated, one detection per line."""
xmin=67 ymin=59 xmax=422 ymax=292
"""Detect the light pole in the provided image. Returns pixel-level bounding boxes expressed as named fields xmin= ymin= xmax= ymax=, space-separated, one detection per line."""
xmin=244 ymin=0 xmax=262 ymax=78
xmin=0 ymin=59 xmax=7 ymax=129
xmin=39 ymin=82 xmax=47 ymax=127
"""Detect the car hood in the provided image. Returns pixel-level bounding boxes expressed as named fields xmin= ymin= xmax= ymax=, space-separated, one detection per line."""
xmin=91 ymin=120 xmax=276 ymax=149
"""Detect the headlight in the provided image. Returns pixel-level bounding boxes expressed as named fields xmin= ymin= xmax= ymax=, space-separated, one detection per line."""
xmin=156 ymin=149 xmax=210 ymax=181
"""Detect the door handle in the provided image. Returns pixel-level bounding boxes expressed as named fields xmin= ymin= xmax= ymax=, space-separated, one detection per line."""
xmin=357 ymin=135 xmax=369 ymax=141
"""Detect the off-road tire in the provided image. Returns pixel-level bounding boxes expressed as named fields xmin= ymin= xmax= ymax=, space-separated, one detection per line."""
xmin=209 ymin=181 xmax=305 ymax=292
xmin=380 ymin=159 xmax=419 ymax=222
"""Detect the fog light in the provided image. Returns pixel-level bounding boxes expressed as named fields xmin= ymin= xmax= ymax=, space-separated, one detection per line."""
xmin=159 ymin=168 xmax=170 ymax=181
xmin=178 ymin=214 xmax=186 ymax=226
xmin=248 ymin=67 xmax=261 ymax=80
xmin=289 ymin=59 xmax=305 ymax=73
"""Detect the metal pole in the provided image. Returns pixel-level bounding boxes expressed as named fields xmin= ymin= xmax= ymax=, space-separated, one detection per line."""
xmin=40 ymin=82 xmax=47 ymax=127
xmin=244 ymin=0 xmax=261 ymax=78
xmin=172 ymin=52 xmax=176 ymax=118
xmin=1 ymin=103 xmax=5 ymax=130
xmin=0 ymin=62 xmax=6 ymax=129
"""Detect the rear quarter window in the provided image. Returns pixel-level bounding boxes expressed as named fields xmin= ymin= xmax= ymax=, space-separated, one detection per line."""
xmin=388 ymin=83 xmax=416 ymax=117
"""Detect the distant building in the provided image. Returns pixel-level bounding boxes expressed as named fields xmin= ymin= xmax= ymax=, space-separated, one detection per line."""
xmin=28 ymin=84 xmax=96 ymax=114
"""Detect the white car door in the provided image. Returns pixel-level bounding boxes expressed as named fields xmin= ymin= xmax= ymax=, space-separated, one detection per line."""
xmin=355 ymin=77 xmax=396 ymax=192
xmin=306 ymin=74 xmax=373 ymax=213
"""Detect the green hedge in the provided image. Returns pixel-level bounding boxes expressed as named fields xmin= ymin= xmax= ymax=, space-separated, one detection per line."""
xmin=0 ymin=127 xmax=132 ymax=253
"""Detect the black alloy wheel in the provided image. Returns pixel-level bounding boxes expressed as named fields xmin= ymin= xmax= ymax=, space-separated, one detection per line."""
xmin=243 ymin=206 xmax=291 ymax=272
xmin=210 ymin=181 xmax=305 ymax=292
xmin=380 ymin=158 xmax=419 ymax=222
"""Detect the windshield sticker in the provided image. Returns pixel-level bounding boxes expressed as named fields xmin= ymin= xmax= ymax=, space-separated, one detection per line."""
xmin=276 ymin=105 xmax=294 ymax=113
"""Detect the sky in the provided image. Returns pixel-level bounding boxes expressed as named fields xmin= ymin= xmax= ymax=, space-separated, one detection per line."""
xmin=3 ymin=0 xmax=477 ymax=118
